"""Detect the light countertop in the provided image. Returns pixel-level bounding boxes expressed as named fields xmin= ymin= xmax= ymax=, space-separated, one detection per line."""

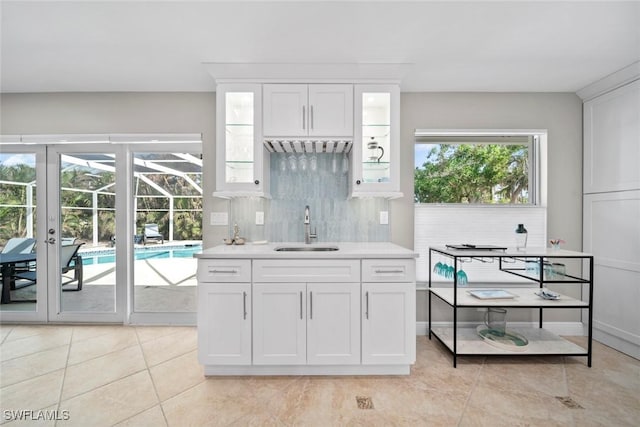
xmin=195 ymin=242 xmax=418 ymax=259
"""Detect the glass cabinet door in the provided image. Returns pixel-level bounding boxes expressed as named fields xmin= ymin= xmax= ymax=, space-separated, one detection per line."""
xmin=362 ymin=92 xmax=391 ymax=184
xmin=352 ymin=84 xmax=401 ymax=197
xmin=215 ymin=84 xmax=265 ymax=195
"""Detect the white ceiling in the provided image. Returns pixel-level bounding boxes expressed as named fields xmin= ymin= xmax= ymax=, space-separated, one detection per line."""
xmin=1 ymin=0 xmax=639 ymax=93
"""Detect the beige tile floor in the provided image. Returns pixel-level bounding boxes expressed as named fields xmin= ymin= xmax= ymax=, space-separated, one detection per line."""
xmin=0 ymin=325 xmax=638 ymax=427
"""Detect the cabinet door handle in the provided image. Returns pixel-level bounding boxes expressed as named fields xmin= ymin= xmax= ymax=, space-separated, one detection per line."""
xmin=299 ymin=291 xmax=303 ymax=319
xmin=374 ymin=269 xmax=404 ymax=274
xmin=365 ymin=291 xmax=369 ymax=319
xmin=302 ymin=105 xmax=306 ymax=130
xmin=243 ymin=291 xmax=247 ymax=320
xmin=310 ymin=105 xmax=314 ymax=130
xmin=309 ymin=291 xmax=313 ymax=319
xmin=209 ymin=269 xmax=237 ymax=274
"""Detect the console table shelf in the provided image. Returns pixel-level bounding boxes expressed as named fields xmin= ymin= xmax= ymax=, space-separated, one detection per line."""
xmin=428 ymin=246 xmax=593 ymax=367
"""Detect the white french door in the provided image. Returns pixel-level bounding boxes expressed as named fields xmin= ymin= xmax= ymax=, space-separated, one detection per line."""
xmin=46 ymin=144 xmax=125 ymax=322
xmin=1 ymin=136 xmax=201 ymax=324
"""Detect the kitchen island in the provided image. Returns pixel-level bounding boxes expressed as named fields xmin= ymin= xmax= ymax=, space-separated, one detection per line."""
xmin=196 ymin=242 xmax=417 ymax=375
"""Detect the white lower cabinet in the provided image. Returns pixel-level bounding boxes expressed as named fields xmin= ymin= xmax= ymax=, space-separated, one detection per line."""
xmin=306 ymin=283 xmax=360 ymax=365
xmin=253 ymin=283 xmax=306 ymax=365
xmin=197 ymin=256 xmax=416 ymax=375
xmin=198 ymin=283 xmax=251 ymax=365
xmin=362 ymin=282 xmax=415 ymax=365
xmin=253 ymin=282 xmax=360 ymax=365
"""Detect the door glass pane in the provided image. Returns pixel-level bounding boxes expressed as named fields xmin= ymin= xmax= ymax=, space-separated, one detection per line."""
xmin=59 ymin=153 xmax=116 ymax=312
xmin=362 ymin=92 xmax=391 ymax=184
xmin=225 ymin=92 xmax=254 ymax=184
xmin=133 ymin=152 xmax=201 ymax=312
xmin=0 ymin=152 xmax=38 ymax=311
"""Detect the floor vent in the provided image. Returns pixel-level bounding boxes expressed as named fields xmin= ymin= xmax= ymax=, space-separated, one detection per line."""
xmin=555 ymin=396 xmax=584 ymax=409
xmin=356 ymin=396 xmax=374 ymax=409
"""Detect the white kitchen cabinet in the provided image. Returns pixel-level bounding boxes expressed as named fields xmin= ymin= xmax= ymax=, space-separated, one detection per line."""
xmin=198 ymin=283 xmax=251 ymax=365
xmin=196 ymin=246 xmax=418 ymax=375
xmin=253 ymin=282 xmax=360 ymax=366
xmin=214 ymin=83 xmax=269 ymax=197
xmin=263 ymin=84 xmax=353 ymax=137
xmin=351 ymin=84 xmax=402 ymax=198
xmin=582 ymin=71 xmax=640 ymax=359
xmin=583 ymin=79 xmax=640 ymax=194
xmin=253 ymin=283 xmax=307 ymax=365
xmin=306 ymin=283 xmax=360 ymax=365
xmin=362 ymin=282 xmax=415 ymax=365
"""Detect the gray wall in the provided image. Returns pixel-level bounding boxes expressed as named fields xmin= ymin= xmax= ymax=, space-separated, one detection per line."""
xmin=1 ymin=91 xmax=584 ymax=323
xmin=393 ymin=92 xmax=583 ymax=253
xmin=393 ymin=92 xmax=583 ymax=322
xmin=0 ymin=92 xmax=225 ymax=248
xmin=1 ymin=91 xmax=583 ymax=252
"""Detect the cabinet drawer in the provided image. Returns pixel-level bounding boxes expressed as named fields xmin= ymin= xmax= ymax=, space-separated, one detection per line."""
xmin=253 ymin=259 xmax=360 ymax=283
xmin=362 ymin=259 xmax=415 ymax=282
xmin=198 ymin=259 xmax=251 ymax=283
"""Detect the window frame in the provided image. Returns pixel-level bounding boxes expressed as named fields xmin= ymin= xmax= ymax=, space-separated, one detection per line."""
xmin=414 ymin=130 xmax=544 ymax=206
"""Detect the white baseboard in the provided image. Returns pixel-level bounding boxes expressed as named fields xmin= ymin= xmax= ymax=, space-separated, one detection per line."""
xmin=593 ymin=320 xmax=640 ymax=360
xmin=416 ymin=321 xmax=585 ymax=336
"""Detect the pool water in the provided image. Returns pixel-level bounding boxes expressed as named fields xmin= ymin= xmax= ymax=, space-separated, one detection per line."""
xmin=80 ymin=244 xmax=202 ymax=266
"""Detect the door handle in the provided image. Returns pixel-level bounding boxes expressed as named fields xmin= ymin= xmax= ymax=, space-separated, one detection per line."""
xmin=243 ymin=291 xmax=247 ymax=320
xmin=365 ymin=291 xmax=369 ymax=319
xmin=45 ymin=237 xmax=56 ymax=245
xmin=299 ymin=291 xmax=303 ymax=319
xmin=309 ymin=291 xmax=313 ymax=319
xmin=302 ymin=105 xmax=306 ymax=130
xmin=310 ymin=105 xmax=314 ymax=130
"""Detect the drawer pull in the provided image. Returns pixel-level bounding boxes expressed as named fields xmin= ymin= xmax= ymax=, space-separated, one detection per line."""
xmin=209 ymin=269 xmax=238 ymax=274
xmin=243 ymin=291 xmax=247 ymax=320
xmin=310 ymin=291 xmax=313 ymax=319
xmin=365 ymin=291 xmax=369 ymax=319
xmin=300 ymin=291 xmax=303 ymax=319
xmin=374 ymin=269 xmax=404 ymax=274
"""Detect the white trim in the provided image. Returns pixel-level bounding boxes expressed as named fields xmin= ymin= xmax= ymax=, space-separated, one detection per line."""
xmin=203 ymin=62 xmax=411 ymax=84
xmin=576 ymin=61 xmax=640 ymax=101
xmin=203 ymin=364 xmax=410 ymax=376
xmin=415 ymin=129 xmax=548 ymax=137
xmin=3 ymin=133 xmax=202 ymax=144
xmin=594 ymin=326 xmax=640 ymax=360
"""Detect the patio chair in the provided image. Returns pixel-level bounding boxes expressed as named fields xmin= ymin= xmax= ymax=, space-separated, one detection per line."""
xmin=143 ymin=223 xmax=164 ymax=245
xmin=1 ymin=237 xmax=36 ymax=255
xmin=16 ymin=242 xmax=84 ymax=291
xmin=60 ymin=237 xmax=77 ymax=246
xmin=1 ymin=238 xmax=37 ymax=280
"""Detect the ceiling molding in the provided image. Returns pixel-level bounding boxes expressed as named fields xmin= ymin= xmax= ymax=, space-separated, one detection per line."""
xmin=576 ymin=61 xmax=640 ymax=101
xmin=202 ymin=62 xmax=411 ymax=85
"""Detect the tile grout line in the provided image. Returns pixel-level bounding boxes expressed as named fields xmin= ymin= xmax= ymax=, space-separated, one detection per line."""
xmin=117 ymin=326 xmax=171 ymax=426
xmin=561 ymin=356 xmax=577 ymax=427
xmin=456 ymin=357 xmax=485 ymax=427
xmin=54 ymin=327 xmax=74 ymax=427
xmin=0 ymin=326 xmax=14 ymax=345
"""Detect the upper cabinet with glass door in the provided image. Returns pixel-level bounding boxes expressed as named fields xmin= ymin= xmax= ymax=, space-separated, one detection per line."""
xmin=263 ymin=84 xmax=353 ymax=137
xmin=214 ymin=84 xmax=269 ymax=197
xmin=351 ymin=84 xmax=402 ymax=198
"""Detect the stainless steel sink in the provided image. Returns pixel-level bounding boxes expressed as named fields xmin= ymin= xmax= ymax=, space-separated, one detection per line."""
xmin=274 ymin=246 xmax=339 ymax=252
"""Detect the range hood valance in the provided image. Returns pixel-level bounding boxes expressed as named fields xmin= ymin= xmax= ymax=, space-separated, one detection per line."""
xmin=264 ymin=139 xmax=353 ymax=154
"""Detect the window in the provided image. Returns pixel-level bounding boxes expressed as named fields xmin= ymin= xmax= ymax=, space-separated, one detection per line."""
xmin=413 ymin=130 xmax=546 ymax=283
xmin=414 ymin=134 xmax=538 ymax=205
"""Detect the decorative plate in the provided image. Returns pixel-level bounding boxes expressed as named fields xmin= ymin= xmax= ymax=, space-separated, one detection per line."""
xmin=476 ymin=325 xmax=529 ymax=352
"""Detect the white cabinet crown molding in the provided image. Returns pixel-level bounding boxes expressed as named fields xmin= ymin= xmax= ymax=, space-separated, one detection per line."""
xmin=202 ymin=62 xmax=411 ymax=85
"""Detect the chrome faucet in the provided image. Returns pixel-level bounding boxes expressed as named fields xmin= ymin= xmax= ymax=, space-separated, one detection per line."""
xmin=304 ymin=205 xmax=318 ymax=244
